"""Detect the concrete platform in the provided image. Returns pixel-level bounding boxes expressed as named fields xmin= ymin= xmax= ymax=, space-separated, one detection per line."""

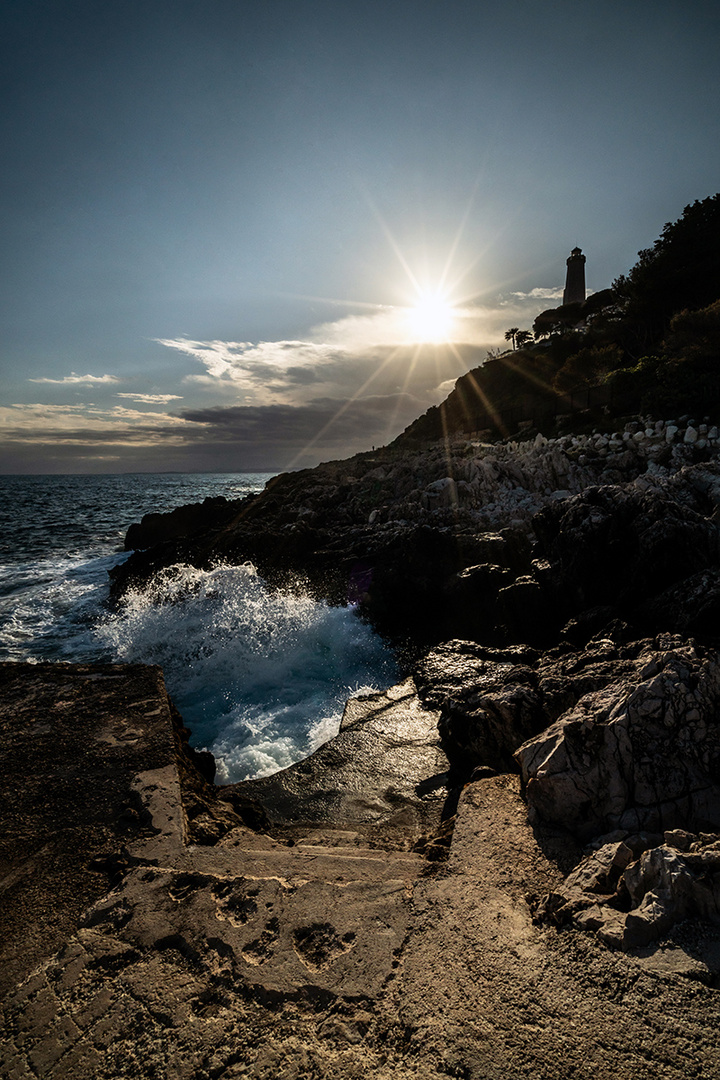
xmin=3 ymin=663 xmax=720 ymax=1080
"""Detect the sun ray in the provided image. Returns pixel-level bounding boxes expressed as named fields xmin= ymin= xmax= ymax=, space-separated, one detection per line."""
xmin=284 ymin=342 xmax=409 ymax=468
xmin=438 ymin=173 xmax=485 ymax=297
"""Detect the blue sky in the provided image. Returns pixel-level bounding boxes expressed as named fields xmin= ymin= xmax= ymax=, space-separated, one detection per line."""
xmin=2 ymin=0 xmax=719 ymax=472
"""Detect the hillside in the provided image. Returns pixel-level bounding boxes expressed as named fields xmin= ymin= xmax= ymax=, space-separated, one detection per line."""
xmin=396 ymin=194 xmax=720 ymax=447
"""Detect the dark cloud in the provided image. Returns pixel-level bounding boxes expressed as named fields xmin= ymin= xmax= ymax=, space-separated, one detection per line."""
xmin=179 ymin=393 xmax=424 ymax=445
xmin=0 ymin=393 xmax=428 ymax=473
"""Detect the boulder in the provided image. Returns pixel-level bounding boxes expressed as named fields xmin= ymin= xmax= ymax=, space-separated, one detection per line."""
xmin=515 ymin=639 xmax=720 ymax=840
xmin=532 ymin=484 xmax=719 ymax=617
xmin=414 ymin=638 xmax=647 ymax=776
xmin=536 ymin=832 xmax=720 ymax=951
xmin=124 ymin=495 xmax=241 ymax=550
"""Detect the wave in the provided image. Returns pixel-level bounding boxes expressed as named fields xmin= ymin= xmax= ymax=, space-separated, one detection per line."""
xmin=96 ymin=562 xmax=397 ymax=782
xmin=0 ymin=552 xmax=127 ymax=662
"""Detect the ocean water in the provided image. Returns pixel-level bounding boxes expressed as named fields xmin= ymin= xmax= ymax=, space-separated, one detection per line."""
xmin=0 ymin=474 xmax=398 ymax=782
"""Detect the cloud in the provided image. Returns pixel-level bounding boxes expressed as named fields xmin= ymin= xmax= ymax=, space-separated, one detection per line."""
xmin=0 ymin=403 xmax=194 ymax=447
xmin=177 ymin=393 xmax=427 ymax=466
xmin=509 ymin=287 xmax=565 ymax=302
xmin=0 ymin=393 xmax=429 ymax=473
xmin=28 ymin=372 xmax=120 ymax=385
xmin=157 ymin=312 xmax=500 ymax=411
xmin=5 ymin=288 xmax=562 ymax=473
xmin=156 ymin=287 xmax=560 ymax=410
xmin=155 ymin=337 xmax=340 ymax=390
xmin=181 ymin=393 xmax=421 ymax=438
xmin=116 ymin=393 xmax=184 ymax=404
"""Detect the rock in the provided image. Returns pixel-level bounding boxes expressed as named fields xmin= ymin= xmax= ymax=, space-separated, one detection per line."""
xmin=635 ymin=567 xmax=720 ymax=637
xmin=0 ymin=663 xmax=181 ymax=995
xmin=515 ymin=639 xmax=720 ymax=840
xmin=414 ymin=637 xmax=647 ymax=776
xmin=107 ymin=416 xmax=720 ymax=662
xmin=532 ymin=484 xmax=719 ymax=620
xmin=124 ymin=495 xmax=241 ymax=550
xmin=564 ymin=840 xmax=634 ymax=893
xmin=228 ymin=678 xmax=450 ymax=848
xmin=7 ymin=667 xmax=720 ymax=1076
xmin=540 ymin=832 xmax=720 ymax=952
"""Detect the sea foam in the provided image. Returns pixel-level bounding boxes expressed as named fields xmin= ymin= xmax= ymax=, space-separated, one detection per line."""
xmin=96 ymin=561 xmax=397 ymax=782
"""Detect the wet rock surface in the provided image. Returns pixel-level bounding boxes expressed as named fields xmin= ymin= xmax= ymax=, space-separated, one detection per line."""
xmin=229 ymin=678 xmax=452 ymax=849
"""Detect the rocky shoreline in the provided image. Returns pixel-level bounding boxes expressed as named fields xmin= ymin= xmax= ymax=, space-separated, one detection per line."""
xmin=5 ymin=415 xmax=720 ymax=1077
xmin=112 ymin=415 xmax=720 ymax=650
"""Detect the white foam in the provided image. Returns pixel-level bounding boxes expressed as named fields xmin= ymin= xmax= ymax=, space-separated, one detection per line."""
xmin=96 ymin=562 xmax=397 ymax=782
xmin=0 ymin=552 xmax=127 ymax=662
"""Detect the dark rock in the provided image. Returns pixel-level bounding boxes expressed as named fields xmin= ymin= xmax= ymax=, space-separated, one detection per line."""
xmin=414 ymin=638 xmax=646 ymax=777
xmin=538 ymin=832 xmax=720 ymax=951
xmin=532 ymin=483 xmax=720 ymax=623
xmin=227 ymin=679 xmax=450 ymax=849
xmin=0 ymin=663 xmax=178 ymax=995
xmin=469 ymin=765 xmax=498 ymax=782
xmin=635 ymin=567 xmax=720 ymax=638
xmin=124 ymin=495 xmax=241 ymax=550
xmin=561 ymin=606 xmax=618 ymax=646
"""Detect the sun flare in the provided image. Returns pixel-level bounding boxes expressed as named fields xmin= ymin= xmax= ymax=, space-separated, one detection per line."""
xmin=405 ymin=291 xmax=457 ymax=343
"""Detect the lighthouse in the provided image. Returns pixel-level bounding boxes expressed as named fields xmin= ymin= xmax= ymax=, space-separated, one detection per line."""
xmin=563 ymin=247 xmax=586 ymax=306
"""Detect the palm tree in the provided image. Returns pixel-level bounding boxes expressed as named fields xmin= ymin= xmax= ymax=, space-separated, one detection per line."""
xmin=504 ymin=327 xmax=519 ymax=350
xmin=515 ymin=329 xmax=533 ymax=349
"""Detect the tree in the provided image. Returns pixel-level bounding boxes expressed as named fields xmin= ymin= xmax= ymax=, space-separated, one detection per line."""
xmin=532 ymin=303 xmax=583 ymax=338
xmin=552 ymin=345 xmax=623 ymax=394
xmin=613 ymin=194 xmax=720 ymax=350
xmin=504 ymin=327 xmax=519 ymax=350
xmin=515 ymin=329 xmax=533 ymax=349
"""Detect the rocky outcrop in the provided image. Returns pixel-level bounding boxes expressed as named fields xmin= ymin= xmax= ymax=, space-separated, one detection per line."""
xmin=531 ymin=475 xmax=720 ymax=621
xmin=0 ymin=662 xmax=265 ymax=996
xmin=124 ymin=495 xmax=244 ymax=551
xmin=411 ymin=633 xmax=720 ymax=951
xmin=537 ymin=830 xmax=720 ymax=952
xmin=514 ymin=637 xmax=720 ymax=840
xmin=226 ymin=678 xmax=452 ymax=850
xmin=5 ymin=672 xmax=720 ymax=1080
xmin=413 ymin=636 xmax=662 ymax=776
xmin=112 ymin=420 xmax=720 ymax=651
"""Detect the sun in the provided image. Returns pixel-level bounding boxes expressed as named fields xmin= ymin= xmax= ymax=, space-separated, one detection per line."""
xmin=405 ymin=290 xmax=457 ymax=343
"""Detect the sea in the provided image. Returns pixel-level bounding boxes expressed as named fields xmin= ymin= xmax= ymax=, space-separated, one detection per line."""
xmin=0 ymin=473 xmax=398 ymax=783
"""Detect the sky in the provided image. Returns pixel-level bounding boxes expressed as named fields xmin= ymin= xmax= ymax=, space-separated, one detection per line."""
xmin=1 ymin=0 xmax=719 ymax=474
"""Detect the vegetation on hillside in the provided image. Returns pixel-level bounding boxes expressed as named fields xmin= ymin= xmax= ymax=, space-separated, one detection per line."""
xmin=396 ymin=194 xmax=720 ymax=445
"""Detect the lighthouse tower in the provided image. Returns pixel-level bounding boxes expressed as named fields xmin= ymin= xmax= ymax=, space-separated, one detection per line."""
xmin=563 ymin=247 xmax=586 ymax=306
